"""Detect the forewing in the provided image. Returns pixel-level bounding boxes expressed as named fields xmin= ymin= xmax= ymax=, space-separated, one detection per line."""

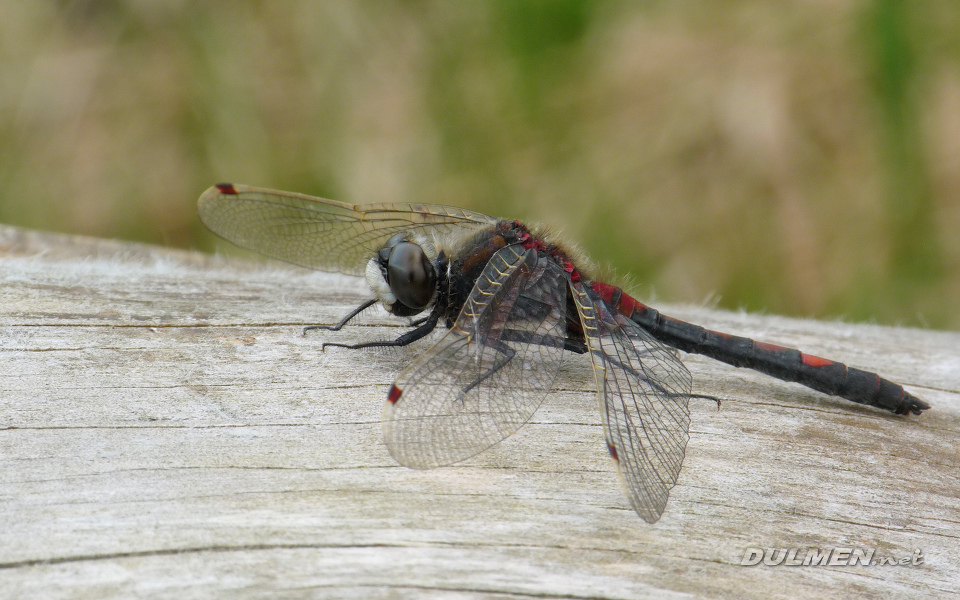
xmin=383 ymin=245 xmax=568 ymax=468
xmin=198 ymin=184 xmax=498 ymax=276
xmin=571 ymin=282 xmax=692 ymax=523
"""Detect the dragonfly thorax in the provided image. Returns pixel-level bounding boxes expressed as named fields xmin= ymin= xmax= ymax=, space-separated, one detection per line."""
xmin=365 ymin=233 xmax=439 ymax=317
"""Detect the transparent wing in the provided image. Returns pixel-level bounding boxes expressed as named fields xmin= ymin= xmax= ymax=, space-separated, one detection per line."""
xmin=198 ymin=184 xmax=498 ymax=276
xmin=383 ymin=245 xmax=568 ymax=468
xmin=571 ymin=282 xmax=693 ymax=523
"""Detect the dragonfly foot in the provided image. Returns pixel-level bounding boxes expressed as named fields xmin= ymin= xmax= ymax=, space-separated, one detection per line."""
xmin=303 ymin=324 xmax=338 ymax=336
xmin=321 ymin=342 xmax=356 ymax=352
xmin=687 ymin=393 xmax=722 ymax=410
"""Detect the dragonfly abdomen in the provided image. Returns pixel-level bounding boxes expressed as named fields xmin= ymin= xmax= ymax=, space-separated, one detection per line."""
xmin=590 ymin=282 xmax=929 ymax=416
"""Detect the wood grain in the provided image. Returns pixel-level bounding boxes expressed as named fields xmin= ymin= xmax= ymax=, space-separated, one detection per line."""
xmin=1 ymin=224 xmax=957 ymax=599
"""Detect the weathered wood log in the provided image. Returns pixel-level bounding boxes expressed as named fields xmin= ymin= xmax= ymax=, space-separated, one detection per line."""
xmin=1 ymin=224 xmax=956 ymax=599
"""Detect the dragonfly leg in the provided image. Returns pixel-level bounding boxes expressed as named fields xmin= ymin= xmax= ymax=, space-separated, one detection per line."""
xmin=497 ymin=328 xmax=675 ymax=359
xmin=304 ymin=297 xmax=379 ymax=335
xmin=688 ymin=393 xmax=722 ymax=409
xmin=459 ymin=340 xmax=516 ymax=397
xmin=497 ymin=329 xmax=587 ymax=354
xmin=321 ymin=310 xmax=441 ymax=351
xmin=497 ymin=328 xmax=701 ymax=402
xmin=425 ymin=331 xmax=569 ymax=401
xmin=407 ymin=315 xmax=431 ymax=327
xmin=471 ymin=330 xmax=707 ymax=407
xmin=456 ymin=329 xmax=587 ymax=396
xmin=576 ymin=340 xmax=703 ymax=404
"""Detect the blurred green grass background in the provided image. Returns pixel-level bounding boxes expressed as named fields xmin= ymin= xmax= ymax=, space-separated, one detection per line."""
xmin=1 ymin=1 xmax=958 ymax=329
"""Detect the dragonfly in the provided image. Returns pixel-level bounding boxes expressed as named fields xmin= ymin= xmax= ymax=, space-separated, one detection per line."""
xmin=198 ymin=183 xmax=929 ymax=523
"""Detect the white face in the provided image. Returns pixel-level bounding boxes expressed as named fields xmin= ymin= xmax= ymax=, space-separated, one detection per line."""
xmin=365 ymin=257 xmax=397 ymax=313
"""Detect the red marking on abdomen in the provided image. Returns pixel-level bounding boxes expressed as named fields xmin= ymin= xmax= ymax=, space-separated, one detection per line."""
xmin=591 ymin=282 xmax=618 ymax=303
xmin=616 ymin=291 xmax=640 ymax=316
xmin=215 ymin=183 xmax=239 ymax=195
xmin=755 ymin=341 xmax=789 ymax=353
xmin=387 ymin=384 xmax=403 ymax=404
xmin=590 ymin=282 xmax=647 ymax=316
xmin=802 ymin=354 xmax=835 ymax=368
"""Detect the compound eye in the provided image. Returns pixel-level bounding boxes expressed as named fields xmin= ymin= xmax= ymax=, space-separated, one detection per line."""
xmin=386 ymin=241 xmax=436 ymax=310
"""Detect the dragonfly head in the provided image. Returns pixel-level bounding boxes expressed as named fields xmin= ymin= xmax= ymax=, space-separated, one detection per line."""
xmin=366 ymin=233 xmax=438 ymax=317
